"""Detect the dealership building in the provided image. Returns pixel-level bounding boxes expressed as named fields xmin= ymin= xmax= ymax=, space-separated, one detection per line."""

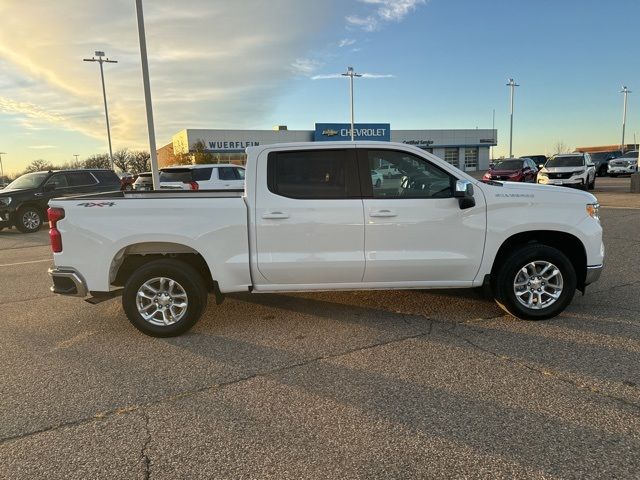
xmin=159 ymin=124 xmax=497 ymax=172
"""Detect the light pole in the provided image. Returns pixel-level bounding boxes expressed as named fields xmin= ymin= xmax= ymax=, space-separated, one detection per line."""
xmin=135 ymin=0 xmax=160 ymax=190
xmin=73 ymin=154 xmax=79 ymax=163
xmin=83 ymin=51 xmax=117 ymax=170
xmin=342 ymin=66 xmax=362 ymax=141
xmin=620 ymin=86 xmax=631 ymax=153
xmin=506 ymin=78 xmax=519 ymax=157
xmin=0 ymin=152 xmax=6 ymax=184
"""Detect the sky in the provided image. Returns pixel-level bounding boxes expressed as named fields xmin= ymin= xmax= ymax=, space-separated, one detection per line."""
xmin=1 ymin=0 xmax=639 ymax=175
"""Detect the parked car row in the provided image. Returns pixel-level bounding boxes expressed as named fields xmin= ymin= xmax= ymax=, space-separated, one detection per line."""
xmin=133 ymin=164 xmax=245 ymax=191
xmin=608 ymin=150 xmax=639 ymax=176
xmin=482 ymin=153 xmax=598 ymax=191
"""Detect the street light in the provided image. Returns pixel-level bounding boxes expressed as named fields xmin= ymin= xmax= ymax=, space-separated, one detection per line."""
xmin=134 ymin=0 xmax=160 ymax=190
xmin=506 ymin=78 xmax=519 ymax=157
xmin=0 ymin=152 xmax=6 ymax=184
xmin=73 ymin=154 xmax=80 ymax=163
xmin=342 ymin=66 xmax=362 ymax=141
xmin=620 ymin=86 xmax=632 ymax=153
xmin=83 ymin=51 xmax=117 ymax=170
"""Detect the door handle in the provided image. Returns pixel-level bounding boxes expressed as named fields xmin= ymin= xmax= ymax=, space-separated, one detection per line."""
xmin=262 ymin=211 xmax=289 ymax=219
xmin=369 ymin=209 xmax=397 ymax=217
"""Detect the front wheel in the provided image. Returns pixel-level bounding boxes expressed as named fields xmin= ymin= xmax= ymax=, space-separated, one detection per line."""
xmin=15 ymin=206 xmax=44 ymax=233
xmin=588 ymin=176 xmax=595 ymax=190
xmin=122 ymin=259 xmax=208 ymax=337
xmin=493 ymin=244 xmax=577 ymax=320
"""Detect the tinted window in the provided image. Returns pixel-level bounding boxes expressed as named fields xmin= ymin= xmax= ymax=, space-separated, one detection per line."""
xmin=7 ymin=172 xmax=49 ymax=190
xmin=160 ymin=168 xmax=193 ymax=182
xmin=366 ymin=149 xmax=454 ymax=199
xmin=267 ymin=150 xmax=357 ymax=199
xmin=66 ymin=172 xmax=96 ymax=187
xmin=546 ymin=156 xmax=584 ymax=168
xmin=44 ymin=174 xmax=68 ymax=189
xmin=623 ymin=151 xmax=639 ymax=158
xmin=218 ymin=167 xmax=237 ymax=181
xmin=493 ymin=159 xmax=523 ymax=170
xmin=234 ymin=167 xmax=245 ymax=180
xmin=92 ymin=170 xmax=120 ymax=184
xmin=193 ymin=168 xmax=213 ymax=181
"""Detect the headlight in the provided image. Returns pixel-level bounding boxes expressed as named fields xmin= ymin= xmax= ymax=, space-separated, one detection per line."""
xmin=572 ymin=170 xmax=586 ymax=176
xmin=0 ymin=197 xmax=11 ymax=207
xmin=586 ymin=203 xmax=600 ymax=221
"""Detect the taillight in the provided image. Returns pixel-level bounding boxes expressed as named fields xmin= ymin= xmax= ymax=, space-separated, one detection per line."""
xmin=187 ymin=181 xmax=199 ymax=190
xmin=47 ymin=207 xmax=65 ymax=253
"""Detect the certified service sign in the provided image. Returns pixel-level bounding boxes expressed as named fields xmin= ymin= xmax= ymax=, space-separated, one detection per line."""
xmin=314 ymin=123 xmax=391 ymax=142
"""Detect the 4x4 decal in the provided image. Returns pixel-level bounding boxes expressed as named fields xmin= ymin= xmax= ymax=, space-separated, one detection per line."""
xmin=77 ymin=202 xmax=116 ymax=207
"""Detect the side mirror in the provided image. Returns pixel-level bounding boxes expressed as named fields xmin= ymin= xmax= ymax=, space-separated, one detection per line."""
xmin=454 ymin=180 xmax=475 ymax=209
xmin=538 ymin=164 xmax=544 ymax=169
xmin=489 ymin=163 xmax=495 ymax=169
xmin=43 ymin=184 xmax=55 ymax=192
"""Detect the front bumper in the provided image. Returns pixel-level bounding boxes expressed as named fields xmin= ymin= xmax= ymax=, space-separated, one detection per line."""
xmin=585 ymin=264 xmax=603 ymax=286
xmin=608 ymin=166 xmax=637 ymax=174
xmin=537 ymin=177 xmax=585 ymax=186
xmin=48 ymin=267 xmax=88 ymax=297
xmin=0 ymin=207 xmax=12 ymax=227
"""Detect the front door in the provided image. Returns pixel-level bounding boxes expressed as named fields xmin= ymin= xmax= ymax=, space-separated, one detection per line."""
xmin=359 ymin=148 xmax=486 ymax=284
xmin=254 ymin=147 xmax=365 ymax=285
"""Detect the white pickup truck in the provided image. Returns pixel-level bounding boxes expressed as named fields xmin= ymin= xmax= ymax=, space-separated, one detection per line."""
xmin=48 ymin=142 xmax=604 ymax=337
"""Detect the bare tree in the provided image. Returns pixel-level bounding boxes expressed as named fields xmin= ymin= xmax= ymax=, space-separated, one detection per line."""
xmin=554 ymin=141 xmax=570 ymax=154
xmin=23 ymin=159 xmax=55 ymax=173
xmin=128 ymin=151 xmax=151 ymax=175
xmin=192 ymin=139 xmax=214 ymax=164
xmin=84 ymin=154 xmax=111 ymax=169
xmin=112 ymin=149 xmax=131 ymax=172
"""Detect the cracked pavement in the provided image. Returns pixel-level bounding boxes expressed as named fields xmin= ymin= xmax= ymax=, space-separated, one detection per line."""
xmin=0 ymin=206 xmax=639 ymax=479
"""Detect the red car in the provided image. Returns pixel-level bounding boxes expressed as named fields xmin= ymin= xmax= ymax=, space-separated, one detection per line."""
xmin=482 ymin=157 xmax=538 ymax=182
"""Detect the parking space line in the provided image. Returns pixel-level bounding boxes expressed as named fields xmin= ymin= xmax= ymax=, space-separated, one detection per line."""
xmin=0 ymin=259 xmax=52 ymax=268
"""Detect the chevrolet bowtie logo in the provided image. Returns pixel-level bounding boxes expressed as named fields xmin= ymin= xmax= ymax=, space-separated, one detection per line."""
xmin=322 ymin=129 xmax=339 ymax=137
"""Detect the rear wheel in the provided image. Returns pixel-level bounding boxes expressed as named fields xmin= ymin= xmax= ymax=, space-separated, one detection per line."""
xmin=493 ymin=244 xmax=576 ymax=320
xmin=122 ymin=259 xmax=208 ymax=337
xmin=588 ymin=175 xmax=595 ymax=190
xmin=15 ymin=206 xmax=44 ymax=233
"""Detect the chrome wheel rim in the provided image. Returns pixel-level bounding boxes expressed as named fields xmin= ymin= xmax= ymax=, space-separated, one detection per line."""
xmin=23 ymin=211 xmax=40 ymax=230
xmin=136 ymin=277 xmax=188 ymax=326
xmin=513 ymin=261 xmax=564 ymax=310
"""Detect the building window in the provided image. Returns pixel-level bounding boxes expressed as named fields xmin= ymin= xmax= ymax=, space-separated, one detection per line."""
xmin=444 ymin=148 xmax=459 ymax=167
xmin=464 ymin=148 xmax=479 ymax=170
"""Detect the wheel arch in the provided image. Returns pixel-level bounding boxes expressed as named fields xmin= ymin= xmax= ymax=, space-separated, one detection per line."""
xmin=490 ymin=230 xmax=587 ymax=291
xmin=110 ymin=242 xmax=216 ymax=292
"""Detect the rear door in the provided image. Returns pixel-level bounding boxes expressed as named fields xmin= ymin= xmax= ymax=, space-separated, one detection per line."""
xmin=359 ymin=148 xmax=486 ymax=284
xmin=254 ymin=147 xmax=365 ymax=285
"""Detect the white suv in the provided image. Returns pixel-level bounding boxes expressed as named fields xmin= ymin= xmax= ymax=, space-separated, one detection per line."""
xmin=607 ymin=151 xmax=638 ymax=177
xmin=159 ymin=164 xmax=245 ymax=190
xmin=537 ymin=153 xmax=596 ymax=190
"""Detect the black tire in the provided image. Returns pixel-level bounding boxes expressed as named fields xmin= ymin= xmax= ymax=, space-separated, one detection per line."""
xmin=597 ymin=166 xmax=607 ymax=177
xmin=493 ymin=244 xmax=577 ymax=320
xmin=375 ymin=179 xmax=381 ymax=187
xmin=588 ymin=176 xmax=595 ymax=190
xmin=15 ymin=206 xmax=44 ymax=233
xmin=122 ymin=259 xmax=208 ymax=337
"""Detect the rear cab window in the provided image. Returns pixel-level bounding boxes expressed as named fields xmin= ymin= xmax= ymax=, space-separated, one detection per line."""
xmin=267 ymin=149 xmax=360 ymax=199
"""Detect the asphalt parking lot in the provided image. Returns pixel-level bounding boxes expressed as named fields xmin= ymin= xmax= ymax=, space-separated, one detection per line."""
xmin=1 ymin=178 xmax=639 ymax=479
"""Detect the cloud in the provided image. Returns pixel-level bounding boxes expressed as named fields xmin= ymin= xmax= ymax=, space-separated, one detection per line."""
xmin=0 ymin=0 xmax=337 ymax=154
xmin=347 ymin=0 xmax=425 ymax=31
xmin=338 ymin=38 xmax=357 ymax=48
xmin=311 ymin=72 xmax=394 ymax=80
xmin=28 ymin=145 xmax=56 ymax=149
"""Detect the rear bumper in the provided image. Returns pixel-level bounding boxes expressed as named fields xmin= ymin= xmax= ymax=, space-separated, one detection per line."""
xmin=585 ymin=264 xmax=603 ymax=286
xmin=48 ymin=267 xmax=88 ymax=297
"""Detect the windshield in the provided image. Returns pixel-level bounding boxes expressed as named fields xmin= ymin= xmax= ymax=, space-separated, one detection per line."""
xmin=493 ymin=160 xmax=522 ymax=170
xmin=622 ymin=151 xmax=639 ymax=158
xmin=545 ymin=156 xmax=584 ymax=168
xmin=6 ymin=172 xmax=49 ymax=190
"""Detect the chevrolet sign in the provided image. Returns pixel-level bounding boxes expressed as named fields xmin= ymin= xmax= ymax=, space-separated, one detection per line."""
xmin=314 ymin=123 xmax=391 ymax=142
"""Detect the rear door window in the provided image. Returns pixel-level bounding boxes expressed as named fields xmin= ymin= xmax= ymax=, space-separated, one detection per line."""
xmin=192 ymin=168 xmax=213 ymax=181
xmin=267 ymin=149 xmax=359 ymax=199
xmin=160 ymin=169 xmax=193 ymax=182
xmin=218 ymin=167 xmax=238 ymax=181
xmin=92 ymin=170 xmax=120 ymax=184
xmin=66 ymin=172 xmax=97 ymax=187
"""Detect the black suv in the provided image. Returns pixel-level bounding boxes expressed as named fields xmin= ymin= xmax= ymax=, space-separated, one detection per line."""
xmin=0 ymin=169 xmax=120 ymax=233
